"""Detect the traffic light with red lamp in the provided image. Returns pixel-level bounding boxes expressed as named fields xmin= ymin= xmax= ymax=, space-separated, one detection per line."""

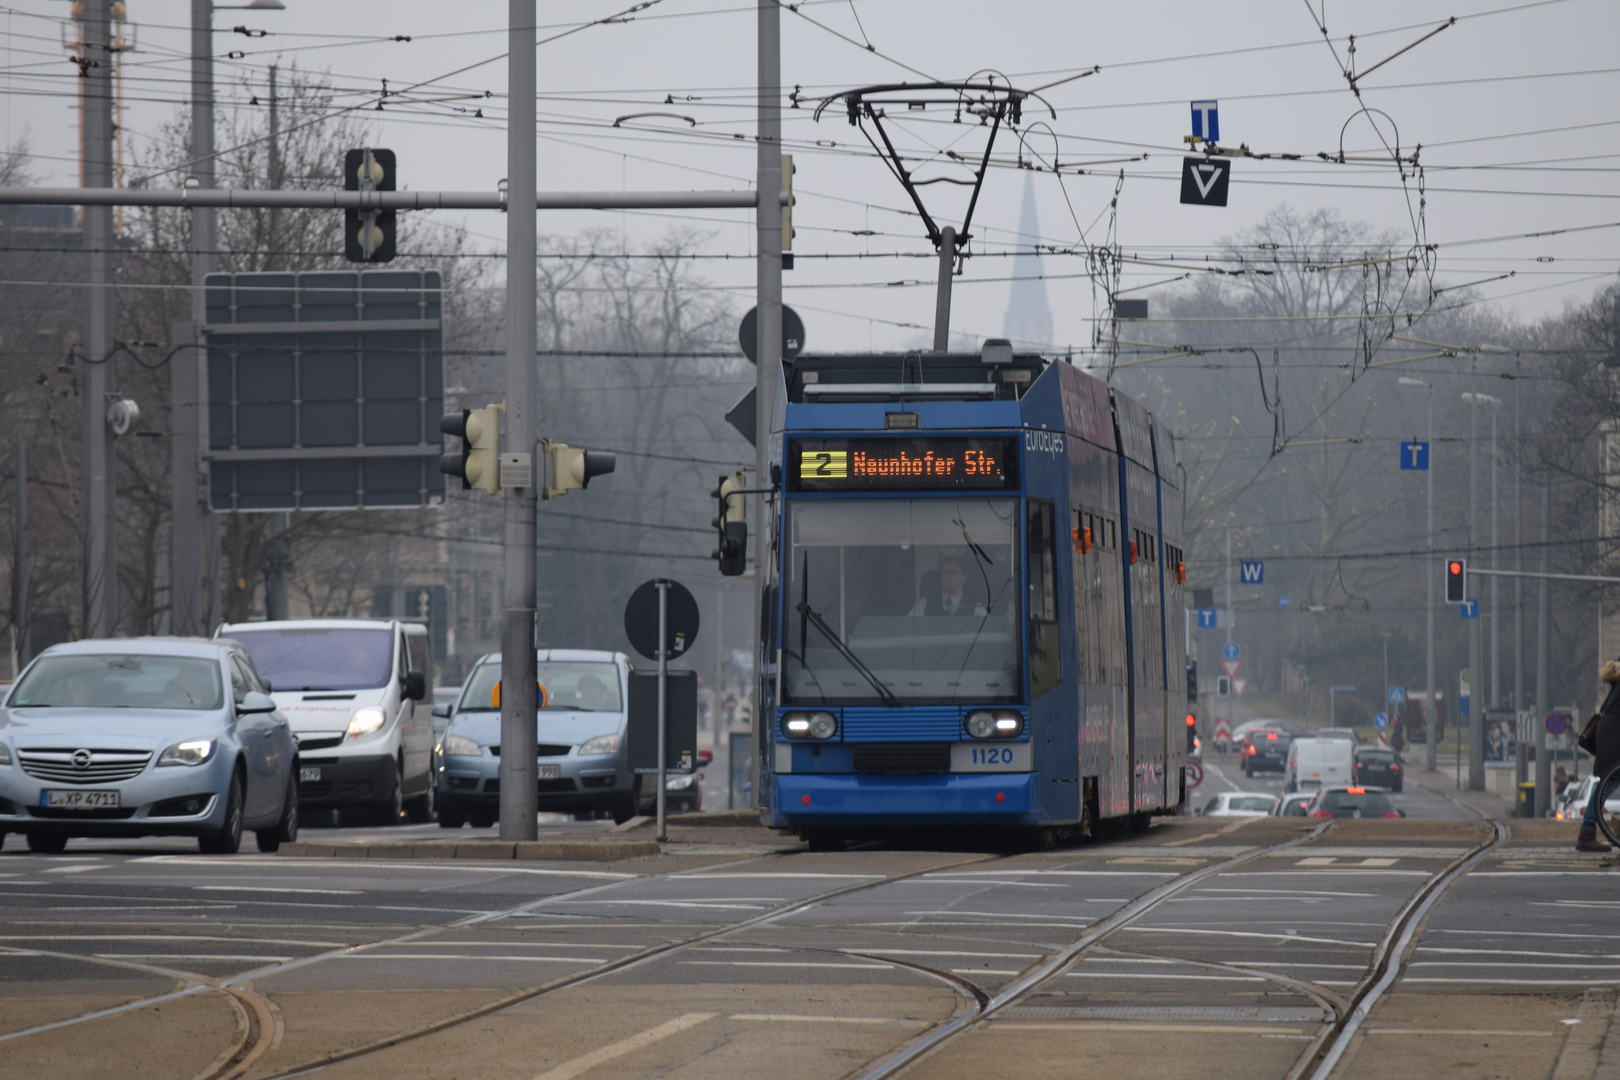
xmin=1445 ymin=558 xmax=1467 ymax=603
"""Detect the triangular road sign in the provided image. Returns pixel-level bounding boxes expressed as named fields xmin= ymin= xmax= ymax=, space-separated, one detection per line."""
xmin=1233 ymin=677 xmax=1247 ymax=696
xmin=1221 ymin=658 xmax=1242 ymax=678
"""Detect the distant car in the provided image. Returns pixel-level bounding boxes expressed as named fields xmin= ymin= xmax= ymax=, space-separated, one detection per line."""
xmin=436 ymin=649 xmax=653 ymax=826
xmin=1287 ymin=737 xmax=1357 ymax=793
xmin=1555 ymin=775 xmax=1620 ymax=821
xmin=1317 ymin=728 xmax=1360 ymax=743
xmin=664 ymin=749 xmax=714 ymax=814
xmin=1197 ymin=792 xmax=1280 ymax=817
xmin=1355 ymin=747 xmax=1403 ymax=791
xmin=1230 ymin=720 xmax=1279 ymax=743
xmin=1307 ymin=786 xmax=1404 ymax=819
xmin=1239 ymin=727 xmax=1292 ymax=776
xmin=0 ymin=638 xmax=299 ymax=854
xmin=1274 ymin=791 xmax=1315 ymax=817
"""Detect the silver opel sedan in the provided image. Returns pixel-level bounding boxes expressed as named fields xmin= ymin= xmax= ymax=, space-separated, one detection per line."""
xmin=0 ymin=638 xmax=299 ymax=855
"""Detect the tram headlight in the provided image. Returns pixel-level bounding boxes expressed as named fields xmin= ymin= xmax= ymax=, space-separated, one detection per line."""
xmin=966 ymin=709 xmax=1024 ymax=739
xmin=783 ymin=710 xmax=837 ymax=740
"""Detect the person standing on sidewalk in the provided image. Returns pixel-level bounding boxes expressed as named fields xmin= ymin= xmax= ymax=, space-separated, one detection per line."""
xmin=1576 ymin=659 xmax=1620 ymax=852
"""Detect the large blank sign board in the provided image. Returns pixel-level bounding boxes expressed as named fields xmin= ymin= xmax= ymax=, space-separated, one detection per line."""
xmin=204 ymin=270 xmax=445 ymax=510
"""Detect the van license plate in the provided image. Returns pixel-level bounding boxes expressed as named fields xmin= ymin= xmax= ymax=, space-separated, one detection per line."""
xmin=42 ymin=789 xmax=119 ymax=809
xmin=537 ymin=765 xmax=561 ymax=780
xmin=300 ymin=767 xmax=323 ymax=782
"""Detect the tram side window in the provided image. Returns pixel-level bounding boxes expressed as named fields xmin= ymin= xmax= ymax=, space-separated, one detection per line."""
xmin=1028 ymin=500 xmax=1061 ymax=698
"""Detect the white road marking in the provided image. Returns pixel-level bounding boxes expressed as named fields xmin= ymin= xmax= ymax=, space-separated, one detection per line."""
xmin=193 ymin=886 xmax=363 ymax=894
xmin=857 ymin=949 xmax=1041 ymax=960
xmin=342 ymin=954 xmax=607 ymax=962
xmin=530 ymin=1013 xmax=717 ymax=1080
xmin=1064 ymin=972 xmax=1267 ymax=981
xmin=1197 ymin=888 xmax=1379 ymax=898
xmin=933 ymin=870 xmax=1177 ymax=878
xmin=679 ymin=873 xmax=879 ymax=880
xmin=903 ymin=910 xmax=1092 ymax=921
xmin=580 ymin=900 xmax=772 ymax=910
xmin=1120 ymin=927 xmax=1369 ymax=947
xmin=130 ymin=855 xmax=634 ymax=880
xmin=680 ymin=961 xmax=893 ymax=969
xmin=730 ymin=1014 xmax=924 ymax=1026
xmin=42 ymin=865 xmax=104 ymax=874
xmin=0 ymin=934 xmax=345 ymax=946
xmin=97 ymin=953 xmax=293 ymax=962
xmin=907 ymin=880 xmax=1068 ymax=888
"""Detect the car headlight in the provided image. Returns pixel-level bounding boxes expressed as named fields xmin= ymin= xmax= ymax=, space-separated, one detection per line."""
xmin=665 ymin=772 xmax=696 ymax=790
xmin=578 ymin=733 xmax=621 ymax=756
xmin=346 ymin=707 xmax=386 ymax=740
xmin=157 ymin=739 xmax=216 ymax=767
xmin=442 ymin=733 xmax=482 ymax=756
xmin=782 ymin=710 xmax=837 ymax=740
xmin=965 ymin=709 xmax=1023 ymax=739
xmin=0 ymin=742 xmax=10 ymax=765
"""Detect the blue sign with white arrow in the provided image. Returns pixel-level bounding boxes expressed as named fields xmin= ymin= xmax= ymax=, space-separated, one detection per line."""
xmin=1197 ymin=609 xmax=1217 ymax=629
xmin=1401 ymin=441 xmax=1429 ymax=470
xmin=1374 ymin=712 xmax=1389 ymax=729
xmin=1239 ymin=560 xmax=1264 ymax=584
xmin=1223 ymin=642 xmax=1240 ymax=660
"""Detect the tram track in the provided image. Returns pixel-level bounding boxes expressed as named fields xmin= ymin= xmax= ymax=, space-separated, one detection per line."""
xmin=0 ymin=820 xmax=1508 ymax=1080
xmin=847 ymin=819 xmax=1506 ymax=1080
xmin=0 ymin=848 xmax=1000 ymax=1079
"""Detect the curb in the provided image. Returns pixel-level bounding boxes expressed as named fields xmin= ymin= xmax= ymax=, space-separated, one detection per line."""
xmin=664 ymin=810 xmax=763 ymax=827
xmin=276 ymin=839 xmax=662 ymax=861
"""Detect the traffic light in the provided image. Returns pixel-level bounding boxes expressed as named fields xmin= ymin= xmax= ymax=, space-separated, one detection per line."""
xmin=439 ymin=403 xmax=503 ymax=495
xmin=781 ymin=154 xmax=795 ymax=270
xmin=542 ymin=440 xmax=615 ymax=499
xmin=1186 ymin=659 xmax=1198 ymax=701
xmin=344 ymin=148 xmax=397 ymax=263
xmin=1445 ymin=558 xmax=1467 ymax=603
xmin=1216 ymin=675 xmax=1231 ymax=698
xmin=1186 ymin=712 xmax=1198 ymax=751
xmin=712 ymin=470 xmax=747 ymax=576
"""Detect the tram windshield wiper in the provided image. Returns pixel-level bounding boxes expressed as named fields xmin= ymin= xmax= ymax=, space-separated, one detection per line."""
xmin=795 ymin=597 xmax=902 ymax=708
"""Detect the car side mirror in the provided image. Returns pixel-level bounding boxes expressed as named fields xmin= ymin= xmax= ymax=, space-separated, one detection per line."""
xmin=261 ymin=678 xmax=273 ymax=693
xmin=698 ymin=749 xmax=713 ymax=767
xmin=238 ymin=690 xmax=277 ymax=714
xmin=432 ymin=702 xmax=452 ymax=719
xmin=403 ymin=671 xmax=426 ymax=701
xmin=1398 ymin=809 xmax=1407 ymax=818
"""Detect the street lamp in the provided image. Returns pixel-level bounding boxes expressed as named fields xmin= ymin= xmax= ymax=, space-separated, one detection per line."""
xmin=1399 ymin=376 xmax=1437 ymax=770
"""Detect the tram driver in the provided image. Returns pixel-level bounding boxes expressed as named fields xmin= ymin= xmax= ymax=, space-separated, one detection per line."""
xmin=908 ymin=555 xmax=988 ymax=617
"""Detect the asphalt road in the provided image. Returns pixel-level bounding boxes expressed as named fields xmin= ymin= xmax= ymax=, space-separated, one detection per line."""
xmin=4 ymin=810 xmax=1620 ymax=1080
xmin=1193 ymin=755 xmax=1481 ymax=819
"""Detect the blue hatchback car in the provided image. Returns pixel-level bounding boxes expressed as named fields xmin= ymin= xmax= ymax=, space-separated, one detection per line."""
xmin=0 ymin=638 xmax=299 ymax=854
xmin=435 ymin=649 xmax=651 ymax=826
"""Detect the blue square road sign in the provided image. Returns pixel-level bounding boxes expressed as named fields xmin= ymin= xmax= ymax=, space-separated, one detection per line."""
xmin=1401 ymin=441 xmax=1429 ymax=470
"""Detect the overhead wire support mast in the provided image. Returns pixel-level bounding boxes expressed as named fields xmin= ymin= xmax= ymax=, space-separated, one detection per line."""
xmin=0 ymin=189 xmax=791 ymax=211
xmin=812 ymin=79 xmax=1056 ymax=352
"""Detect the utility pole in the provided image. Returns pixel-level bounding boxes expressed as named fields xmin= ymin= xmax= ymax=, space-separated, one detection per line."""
xmin=1224 ymin=527 xmax=1232 ymax=731
xmin=1489 ymin=401 xmax=1500 ymax=711
xmin=12 ymin=438 xmax=27 ymax=674
xmin=752 ymin=0 xmax=782 ymax=810
xmin=79 ymin=0 xmax=118 ymax=639
xmin=171 ymin=0 xmax=216 ymax=637
xmin=498 ymin=0 xmax=539 ymax=843
xmin=1514 ymin=357 xmax=1524 ymax=759
xmin=1467 ymin=385 xmax=1484 ymax=790
xmin=1535 ymin=478 xmax=1552 ymax=810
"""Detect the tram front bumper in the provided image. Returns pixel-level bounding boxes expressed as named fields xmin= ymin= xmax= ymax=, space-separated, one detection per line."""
xmin=771 ymin=773 xmax=1038 ymax=826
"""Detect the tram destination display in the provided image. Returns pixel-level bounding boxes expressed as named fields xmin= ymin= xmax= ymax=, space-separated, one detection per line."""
xmin=788 ymin=436 xmax=1018 ymax=492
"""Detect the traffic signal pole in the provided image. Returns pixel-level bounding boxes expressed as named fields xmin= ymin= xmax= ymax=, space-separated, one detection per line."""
xmin=500 ymin=1 xmax=540 ymax=843
xmin=753 ymin=0 xmax=782 ymax=810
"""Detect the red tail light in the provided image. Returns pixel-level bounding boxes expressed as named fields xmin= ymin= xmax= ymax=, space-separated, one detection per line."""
xmin=1247 ymin=745 xmax=1258 ymax=756
xmin=1381 ymin=811 xmax=1400 ymax=818
xmin=1311 ymin=810 xmax=1333 ymax=818
xmin=1390 ymin=764 xmax=1401 ymax=770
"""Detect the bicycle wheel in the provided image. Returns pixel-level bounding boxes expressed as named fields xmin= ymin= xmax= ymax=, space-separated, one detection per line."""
xmin=1595 ymin=761 xmax=1620 ymax=848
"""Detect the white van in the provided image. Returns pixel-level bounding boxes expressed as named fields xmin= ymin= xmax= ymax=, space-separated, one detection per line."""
xmin=1286 ymin=737 xmax=1356 ymax=793
xmin=217 ymin=619 xmax=435 ymax=824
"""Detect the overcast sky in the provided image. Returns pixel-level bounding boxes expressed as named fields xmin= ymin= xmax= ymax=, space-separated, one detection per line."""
xmin=2 ymin=0 xmax=1616 ymax=353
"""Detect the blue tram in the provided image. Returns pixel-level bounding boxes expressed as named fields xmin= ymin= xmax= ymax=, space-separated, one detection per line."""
xmin=757 ymin=347 xmax=1189 ymax=842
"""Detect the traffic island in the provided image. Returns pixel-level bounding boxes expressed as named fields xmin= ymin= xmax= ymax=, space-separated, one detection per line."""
xmin=276 ymin=838 xmax=662 ymax=861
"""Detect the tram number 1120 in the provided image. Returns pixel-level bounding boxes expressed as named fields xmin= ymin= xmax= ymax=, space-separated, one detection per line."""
xmin=968 ymin=746 xmax=1018 ymax=765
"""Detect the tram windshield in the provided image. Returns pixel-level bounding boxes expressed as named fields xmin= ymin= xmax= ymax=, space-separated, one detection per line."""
xmin=783 ymin=498 xmax=1021 ymax=706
